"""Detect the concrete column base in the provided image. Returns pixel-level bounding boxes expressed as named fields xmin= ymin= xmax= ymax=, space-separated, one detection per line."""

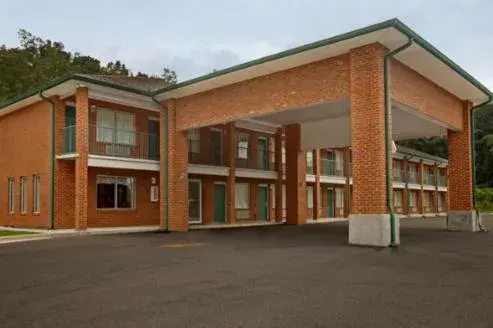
xmin=348 ymin=214 xmax=399 ymax=247
xmin=447 ymin=211 xmax=480 ymax=232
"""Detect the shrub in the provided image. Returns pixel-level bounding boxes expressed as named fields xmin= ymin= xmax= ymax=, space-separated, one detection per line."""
xmin=475 ymin=188 xmax=493 ymax=212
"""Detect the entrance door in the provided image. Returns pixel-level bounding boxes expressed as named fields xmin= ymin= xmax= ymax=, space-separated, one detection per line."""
xmin=327 ymin=188 xmax=335 ymax=217
xmin=188 ymin=180 xmax=201 ymax=223
xmin=210 ymin=130 xmax=223 ymax=165
xmin=214 ymin=183 xmax=226 ymax=223
xmin=257 ymin=185 xmax=268 ymax=221
xmin=257 ymin=138 xmax=268 ymax=170
xmin=148 ymin=119 xmax=160 ymax=160
xmin=65 ymin=106 xmax=76 ymax=153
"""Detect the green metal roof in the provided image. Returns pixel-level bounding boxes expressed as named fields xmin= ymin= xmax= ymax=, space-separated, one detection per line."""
xmin=396 ymin=145 xmax=448 ymax=163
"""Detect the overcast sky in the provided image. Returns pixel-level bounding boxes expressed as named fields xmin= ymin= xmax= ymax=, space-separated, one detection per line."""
xmin=1 ymin=0 xmax=492 ymax=89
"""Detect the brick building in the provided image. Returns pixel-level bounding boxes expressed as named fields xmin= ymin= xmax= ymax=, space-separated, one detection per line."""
xmin=0 ymin=19 xmax=491 ymax=246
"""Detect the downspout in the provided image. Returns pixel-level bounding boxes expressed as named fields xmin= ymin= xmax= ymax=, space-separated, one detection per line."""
xmin=384 ymin=38 xmax=414 ymax=247
xmin=471 ymin=95 xmax=492 ymax=231
xmin=39 ymin=91 xmax=55 ymax=229
xmin=152 ymin=95 xmax=169 ymax=232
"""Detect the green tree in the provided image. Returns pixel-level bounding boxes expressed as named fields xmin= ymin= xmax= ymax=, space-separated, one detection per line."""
xmin=161 ymin=67 xmax=177 ymax=84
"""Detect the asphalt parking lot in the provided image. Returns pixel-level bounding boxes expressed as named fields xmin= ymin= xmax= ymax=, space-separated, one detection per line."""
xmin=1 ymin=217 xmax=493 ymax=328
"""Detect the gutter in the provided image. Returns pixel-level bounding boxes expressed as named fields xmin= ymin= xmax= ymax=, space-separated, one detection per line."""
xmin=152 ymin=96 xmax=169 ymax=232
xmin=39 ymin=91 xmax=56 ymax=229
xmin=384 ymin=38 xmax=414 ymax=247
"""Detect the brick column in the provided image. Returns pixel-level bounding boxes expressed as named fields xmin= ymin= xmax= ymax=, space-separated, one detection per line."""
xmin=343 ymin=147 xmax=351 ymax=217
xmin=447 ymin=101 xmax=479 ymax=231
xmin=75 ymin=88 xmax=89 ymax=230
xmin=285 ymin=123 xmax=306 ymax=225
xmin=313 ymin=150 xmax=321 ymax=220
xmin=348 ymin=43 xmax=395 ymax=247
xmin=226 ymin=122 xmax=236 ymax=224
xmin=274 ymin=128 xmax=283 ymax=222
xmin=159 ymin=102 xmax=168 ymax=230
xmin=165 ymin=99 xmax=188 ymax=232
xmin=419 ymin=160 xmax=425 ymax=215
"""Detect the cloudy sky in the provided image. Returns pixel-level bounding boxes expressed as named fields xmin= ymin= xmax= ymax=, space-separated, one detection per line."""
xmin=1 ymin=0 xmax=492 ymax=89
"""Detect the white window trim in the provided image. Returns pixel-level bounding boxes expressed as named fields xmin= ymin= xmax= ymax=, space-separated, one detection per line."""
xmin=307 ymin=186 xmax=314 ymax=209
xmin=96 ymin=175 xmax=136 ymax=210
xmin=237 ymin=132 xmax=249 ymax=159
xmin=96 ymin=108 xmax=136 ymax=146
xmin=235 ymin=183 xmax=250 ymax=209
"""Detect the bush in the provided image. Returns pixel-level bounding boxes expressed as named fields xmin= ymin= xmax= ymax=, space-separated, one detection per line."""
xmin=475 ymin=188 xmax=493 ymax=212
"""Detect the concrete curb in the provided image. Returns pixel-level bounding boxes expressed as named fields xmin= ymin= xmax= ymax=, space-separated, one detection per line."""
xmin=0 ymin=235 xmax=52 ymax=245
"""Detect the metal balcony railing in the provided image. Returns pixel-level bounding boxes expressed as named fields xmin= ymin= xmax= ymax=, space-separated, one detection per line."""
xmin=437 ymin=175 xmax=447 ymax=186
xmin=408 ymin=171 xmax=419 ymax=184
xmin=188 ymin=140 xmax=225 ymax=166
xmin=88 ymin=125 xmax=159 ymax=160
xmin=62 ymin=125 xmax=76 ymax=154
xmin=320 ymin=159 xmax=346 ymax=177
xmin=424 ymin=173 xmax=436 ymax=185
xmin=236 ymin=146 xmax=275 ymax=171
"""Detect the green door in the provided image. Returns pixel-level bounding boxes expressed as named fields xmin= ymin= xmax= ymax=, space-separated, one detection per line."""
xmin=327 ymin=188 xmax=334 ymax=217
xmin=211 ymin=130 xmax=222 ymax=165
xmin=148 ymin=119 xmax=160 ymax=160
xmin=257 ymin=185 xmax=268 ymax=221
xmin=214 ymin=184 xmax=226 ymax=223
xmin=64 ymin=106 xmax=76 ymax=153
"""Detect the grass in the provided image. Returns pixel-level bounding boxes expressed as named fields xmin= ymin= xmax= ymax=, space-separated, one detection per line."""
xmin=0 ymin=230 xmax=38 ymax=237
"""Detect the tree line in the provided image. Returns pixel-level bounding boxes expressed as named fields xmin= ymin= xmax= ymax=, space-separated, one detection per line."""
xmin=0 ymin=29 xmax=177 ymax=103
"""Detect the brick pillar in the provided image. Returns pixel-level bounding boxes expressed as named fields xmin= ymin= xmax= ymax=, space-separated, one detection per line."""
xmin=447 ymin=101 xmax=478 ymax=231
xmin=203 ymin=180 xmax=214 ymax=225
xmin=348 ymin=43 xmax=394 ymax=246
xmin=274 ymin=128 xmax=283 ymax=222
xmin=343 ymin=147 xmax=351 ymax=217
xmin=226 ymin=122 xmax=236 ymax=224
xmin=75 ymin=88 xmax=89 ymax=230
xmin=419 ymin=160 xmax=424 ymax=215
xmin=159 ymin=102 xmax=167 ymax=229
xmin=313 ymin=150 xmax=321 ymax=220
xmin=285 ymin=123 xmax=306 ymax=225
xmin=165 ymin=99 xmax=188 ymax=232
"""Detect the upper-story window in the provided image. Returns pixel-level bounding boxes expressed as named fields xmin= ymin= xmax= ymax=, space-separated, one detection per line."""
xmin=237 ymin=133 xmax=249 ymax=159
xmin=96 ymin=109 xmax=135 ymax=146
xmin=188 ymin=129 xmax=200 ymax=154
xmin=306 ymin=152 xmax=313 ymax=171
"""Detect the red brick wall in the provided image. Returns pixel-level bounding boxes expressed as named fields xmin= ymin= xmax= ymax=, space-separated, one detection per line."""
xmin=350 ymin=44 xmax=388 ymax=214
xmin=55 ymin=161 xmax=76 ymax=228
xmin=448 ymin=101 xmax=473 ymax=211
xmin=0 ymin=100 xmax=51 ymax=228
xmin=391 ymin=59 xmax=463 ymax=130
xmin=174 ymin=55 xmax=349 ymax=130
xmin=87 ymin=167 xmax=160 ymax=227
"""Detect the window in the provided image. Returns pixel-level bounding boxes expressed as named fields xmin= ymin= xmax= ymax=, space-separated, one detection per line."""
xmin=96 ymin=109 xmax=136 ymax=145
xmin=8 ymin=178 xmax=14 ymax=214
xmin=235 ymin=183 xmax=249 ymax=209
xmin=150 ymin=185 xmax=159 ymax=203
xmin=188 ymin=128 xmax=200 ymax=154
xmin=33 ymin=175 xmax=40 ymax=213
xmin=393 ymin=190 xmax=402 ymax=207
xmin=409 ymin=191 xmax=417 ymax=207
xmin=20 ymin=176 xmax=27 ymax=214
xmin=336 ymin=188 xmax=344 ymax=209
xmin=438 ymin=193 xmax=443 ymax=209
xmin=335 ymin=151 xmax=344 ymax=171
xmin=408 ymin=163 xmax=418 ymax=183
xmin=237 ymin=133 xmax=249 ymax=159
xmin=424 ymin=192 xmax=431 ymax=207
xmin=306 ymin=152 xmax=313 ymax=173
xmin=97 ymin=176 xmax=136 ymax=209
xmin=307 ymin=186 xmax=314 ymax=209
xmin=271 ymin=185 xmax=275 ymax=208
xmin=393 ymin=161 xmax=402 ymax=179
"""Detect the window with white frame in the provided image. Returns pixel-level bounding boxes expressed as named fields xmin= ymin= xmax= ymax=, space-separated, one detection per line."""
xmin=237 ymin=133 xmax=249 ymax=159
xmin=33 ymin=175 xmax=40 ymax=213
xmin=306 ymin=152 xmax=313 ymax=172
xmin=8 ymin=178 xmax=14 ymax=214
xmin=96 ymin=109 xmax=136 ymax=145
xmin=408 ymin=163 xmax=418 ymax=182
xmin=393 ymin=190 xmax=402 ymax=207
xmin=336 ymin=188 xmax=344 ymax=209
xmin=235 ymin=183 xmax=249 ymax=209
xmin=409 ymin=191 xmax=417 ymax=207
xmin=307 ymin=186 xmax=314 ymax=209
xmin=335 ymin=151 xmax=344 ymax=171
xmin=188 ymin=128 xmax=200 ymax=153
xmin=393 ymin=161 xmax=402 ymax=179
xmin=97 ymin=176 xmax=136 ymax=209
xmin=20 ymin=176 xmax=27 ymax=214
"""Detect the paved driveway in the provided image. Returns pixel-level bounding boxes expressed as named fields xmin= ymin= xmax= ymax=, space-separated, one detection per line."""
xmin=1 ymin=218 xmax=493 ymax=328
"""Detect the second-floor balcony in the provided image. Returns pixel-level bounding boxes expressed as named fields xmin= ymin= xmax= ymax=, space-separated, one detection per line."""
xmin=424 ymin=173 xmax=436 ymax=185
xmin=408 ymin=171 xmax=419 ymax=184
xmin=437 ymin=175 xmax=447 ymax=186
xmin=61 ymin=125 xmax=160 ymax=161
xmin=320 ymin=159 xmax=346 ymax=177
xmin=236 ymin=146 xmax=275 ymax=171
xmin=393 ymin=168 xmax=404 ymax=182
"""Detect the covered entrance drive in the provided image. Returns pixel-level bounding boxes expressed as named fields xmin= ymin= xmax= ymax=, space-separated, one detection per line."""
xmin=154 ymin=19 xmax=491 ymax=246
